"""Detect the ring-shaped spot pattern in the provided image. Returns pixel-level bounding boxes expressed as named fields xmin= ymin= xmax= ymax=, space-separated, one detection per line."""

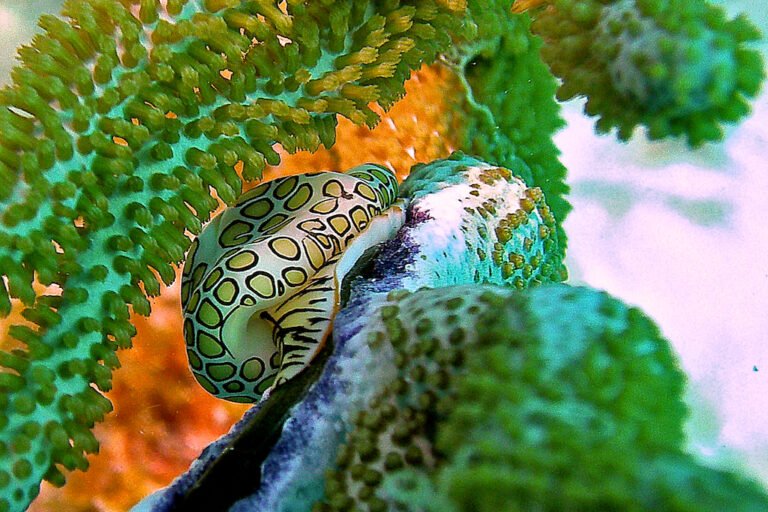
xmin=181 ymin=165 xmax=399 ymax=402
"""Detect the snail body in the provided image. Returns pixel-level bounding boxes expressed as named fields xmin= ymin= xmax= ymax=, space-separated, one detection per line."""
xmin=181 ymin=164 xmax=402 ymax=402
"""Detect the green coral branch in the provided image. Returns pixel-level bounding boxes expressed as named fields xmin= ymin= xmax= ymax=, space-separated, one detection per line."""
xmin=0 ymin=1 xmax=468 ymax=509
xmin=527 ymin=0 xmax=765 ymax=146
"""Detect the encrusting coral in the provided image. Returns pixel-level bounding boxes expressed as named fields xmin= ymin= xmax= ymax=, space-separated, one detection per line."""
xmin=0 ymin=0 xmax=765 ymax=511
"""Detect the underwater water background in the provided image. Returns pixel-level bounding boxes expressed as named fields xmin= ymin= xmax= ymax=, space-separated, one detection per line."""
xmin=1 ymin=0 xmax=767 ymax=499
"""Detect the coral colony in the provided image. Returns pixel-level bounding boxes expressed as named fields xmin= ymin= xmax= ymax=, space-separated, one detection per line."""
xmin=0 ymin=1 xmax=764 ymax=511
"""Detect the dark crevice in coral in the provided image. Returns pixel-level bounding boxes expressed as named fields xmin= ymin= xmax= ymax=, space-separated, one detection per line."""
xmin=165 ymin=335 xmax=334 ymax=512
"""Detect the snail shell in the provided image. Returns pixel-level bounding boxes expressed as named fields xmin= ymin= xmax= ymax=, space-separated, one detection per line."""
xmin=180 ymin=164 xmax=403 ymax=403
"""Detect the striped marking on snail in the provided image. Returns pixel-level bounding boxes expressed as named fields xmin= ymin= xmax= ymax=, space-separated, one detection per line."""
xmin=181 ymin=164 xmax=404 ymax=403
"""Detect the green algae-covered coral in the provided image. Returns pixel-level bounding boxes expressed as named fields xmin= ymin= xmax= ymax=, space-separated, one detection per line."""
xmin=323 ymin=285 xmax=768 ymax=511
xmin=0 ymin=0 xmax=765 ymax=511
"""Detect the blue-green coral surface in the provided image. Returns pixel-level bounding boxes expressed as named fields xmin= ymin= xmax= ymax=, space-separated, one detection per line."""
xmin=366 ymin=285 xmax=768 ymax=512
xmin=0 ymin=0 xmax=765 ymax=511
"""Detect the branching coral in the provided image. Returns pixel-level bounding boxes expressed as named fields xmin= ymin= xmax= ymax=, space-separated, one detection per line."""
xmin=0 ymin=1 xmax=470 ymax=509
xmin=0 ymin=0 xmax=765 ymax=511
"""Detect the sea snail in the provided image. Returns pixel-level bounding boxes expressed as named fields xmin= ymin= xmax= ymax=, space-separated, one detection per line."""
xmin=181 ymin=164 xmax=404 ymax=403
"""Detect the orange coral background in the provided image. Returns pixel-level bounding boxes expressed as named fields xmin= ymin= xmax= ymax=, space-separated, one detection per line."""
xmin=0 ymin=64 xmax=458 ymax=511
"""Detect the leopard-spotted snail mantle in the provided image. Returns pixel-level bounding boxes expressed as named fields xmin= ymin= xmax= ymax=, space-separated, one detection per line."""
xmin=180 ymin=164 xmax=404 ymax=402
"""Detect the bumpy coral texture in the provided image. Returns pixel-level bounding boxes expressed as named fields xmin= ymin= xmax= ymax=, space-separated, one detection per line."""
xmin=319 ymin=285 xmax=768 ymax=511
